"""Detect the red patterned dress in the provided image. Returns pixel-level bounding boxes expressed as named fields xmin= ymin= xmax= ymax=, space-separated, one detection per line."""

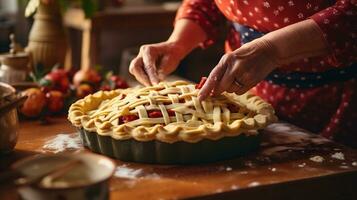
xmin=176 ymin=0 xmax=357 ymax=147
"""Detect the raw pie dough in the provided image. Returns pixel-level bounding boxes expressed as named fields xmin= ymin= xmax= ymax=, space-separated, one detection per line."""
xmin=68 ymin=81 xmax=277 ymax=143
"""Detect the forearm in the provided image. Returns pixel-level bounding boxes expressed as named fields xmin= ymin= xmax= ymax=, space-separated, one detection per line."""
xmin=258 ymin=19 xmax=329 ymax=66
xmin=168 ymin=19 xmax=208 ymax=58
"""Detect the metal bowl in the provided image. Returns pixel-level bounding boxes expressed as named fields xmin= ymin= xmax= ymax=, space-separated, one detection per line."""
xmin=0 ymin=82 xmax=20 ymax=154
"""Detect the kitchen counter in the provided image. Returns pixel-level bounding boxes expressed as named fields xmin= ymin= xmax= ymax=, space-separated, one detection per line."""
xmin=1 ymin=117 xmax=357 ymax=199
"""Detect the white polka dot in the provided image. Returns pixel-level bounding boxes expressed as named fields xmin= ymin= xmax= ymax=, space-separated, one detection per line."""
xmin=254 ymin=7 xmax=260 ymax=12
xmin=263 ymin=1 xmax=270 ymax=8
xmin=249 ymin=12 xmax=254 ymax=17
xmin=306 ymin=3 xmax=312 ymax=9
xmin=243 ymin=0 xmax=249 ymax=5
xmin=263 ymin=17 xmax=270 ymax=22
xmin=298 ymin=13 xmax=304 ymax=19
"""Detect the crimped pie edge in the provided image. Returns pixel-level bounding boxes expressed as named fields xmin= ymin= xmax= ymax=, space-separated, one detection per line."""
xmin=68 ymin=81 xmax=277 ymax=143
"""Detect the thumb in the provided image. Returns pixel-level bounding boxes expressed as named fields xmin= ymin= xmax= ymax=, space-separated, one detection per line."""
xmin=157 ymin=54 xmax=179 ymax=80
xmin=142 ymin=48 xmax=160 ymax=85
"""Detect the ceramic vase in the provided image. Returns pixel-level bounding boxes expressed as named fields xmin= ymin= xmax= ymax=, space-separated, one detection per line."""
xmin=26 ymin=2 xmax=67 ymax=70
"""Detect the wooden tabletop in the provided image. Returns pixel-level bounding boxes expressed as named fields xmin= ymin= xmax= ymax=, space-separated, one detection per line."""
xmin=1 ymin=117 xmax=357 ymax=200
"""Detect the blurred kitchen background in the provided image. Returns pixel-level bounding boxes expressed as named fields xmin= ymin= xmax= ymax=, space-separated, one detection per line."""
xmin=0 ymin=0 xmax=225 ymax=82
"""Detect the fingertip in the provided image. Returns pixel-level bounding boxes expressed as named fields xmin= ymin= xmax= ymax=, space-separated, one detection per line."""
xmin=198 ymin=93 xmax=206 ymax=101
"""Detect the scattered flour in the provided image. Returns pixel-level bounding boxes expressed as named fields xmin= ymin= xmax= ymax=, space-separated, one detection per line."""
xmin=310 ymin=156 xmax=325 ymax=163
xmin=298 ymin=163 xmax=306 ymax=168
xmin=231 ymin=185 xmax=239 ymax=190
xmin=248 ymin=182 xmax=260 ymax=187
xmin=352 ymin=162 xmax=357 ymax=166
xmin=225 ymin=167 xmax=233 ymax=171
xmin=331 ymin=152 xmax=345 ymax=160
xmin=114 ymin=165 xmax=160 ymax=179
xmin=42 ymin=133 xmax=82 ymax=153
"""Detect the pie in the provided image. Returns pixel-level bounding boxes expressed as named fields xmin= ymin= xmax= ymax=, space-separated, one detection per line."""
xmin=68 ymin=79 xmax=277 ymax=164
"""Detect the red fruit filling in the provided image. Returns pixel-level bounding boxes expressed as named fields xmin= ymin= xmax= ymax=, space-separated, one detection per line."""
xmin=227 ymin=104 xmax=239 ymax=113
xmin=148 ymin=109 xmax=175 ymax=118
xmin=195 ymin=77 xmax=207 ymax=89
xmin=119 ymin=115 xmax=138 ymax=124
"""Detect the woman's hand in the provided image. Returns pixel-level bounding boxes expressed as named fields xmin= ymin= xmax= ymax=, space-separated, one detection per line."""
xmin=198 ymin=38 xmax=279 ymax=100
xmin=198 ymin=19 xmax=328 ymax=100
xmin=129 ymin=41 xmax=186 ymax=86
xmin=129 ymin=19 xmax=208 ymax=86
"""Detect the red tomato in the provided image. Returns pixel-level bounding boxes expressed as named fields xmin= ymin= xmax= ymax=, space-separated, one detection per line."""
xmin=20 ymin=88 xmax=46 ymax=117
xmin=46 ymin=90 xmax=64 ymax=113
xmin=76 ymin=84 xmax=93 ymax=99
xmin=43 ymin=69 xmax=70 ymax=93
xmin=73 ymin=69 xmax=101 ymax=87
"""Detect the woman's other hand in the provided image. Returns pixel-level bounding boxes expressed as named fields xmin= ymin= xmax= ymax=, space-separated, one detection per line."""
xmin=129 ymin=19 xmax=208 ymax=86
xmin=129 ymin=41 xmax=186 ymax=86
xmin=198 ymin=39 xmax=279 ymax=100
xmin=198 ymin=19 xmax=328 ymax=100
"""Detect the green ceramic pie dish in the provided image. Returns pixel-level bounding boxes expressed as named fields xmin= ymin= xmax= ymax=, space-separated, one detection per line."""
xmin=79 ymin=128 xmax=260 ymax=164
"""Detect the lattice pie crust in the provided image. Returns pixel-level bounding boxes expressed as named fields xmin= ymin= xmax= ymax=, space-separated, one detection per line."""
xmin=68 ymin=81 xmax=277 ymax=143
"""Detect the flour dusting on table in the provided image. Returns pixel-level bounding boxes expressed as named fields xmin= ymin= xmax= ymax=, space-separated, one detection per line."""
xmin=114 ymin=164 xmax=160 ymax=179
xmin=41 ymin=133 xmax=82 ymax=153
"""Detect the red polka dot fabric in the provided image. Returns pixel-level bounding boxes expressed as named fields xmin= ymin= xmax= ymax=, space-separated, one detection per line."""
xmin=176 ymin=0 xmax=357 ymax=147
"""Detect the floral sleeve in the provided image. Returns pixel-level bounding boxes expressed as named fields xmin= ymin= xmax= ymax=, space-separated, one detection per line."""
xmin=310 ymin=0 xmax=357 ymax=67
xmin=175 ymin=0 xmax=226 ymax=48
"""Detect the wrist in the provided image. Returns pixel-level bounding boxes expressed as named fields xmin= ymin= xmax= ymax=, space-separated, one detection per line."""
xmin=250 ymin=38 xmax=281 ymax=68
xmin=260 ymin=19 xmax=328 ymax=65
xmin=166 ymin=39 xmax=193 ymax=60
